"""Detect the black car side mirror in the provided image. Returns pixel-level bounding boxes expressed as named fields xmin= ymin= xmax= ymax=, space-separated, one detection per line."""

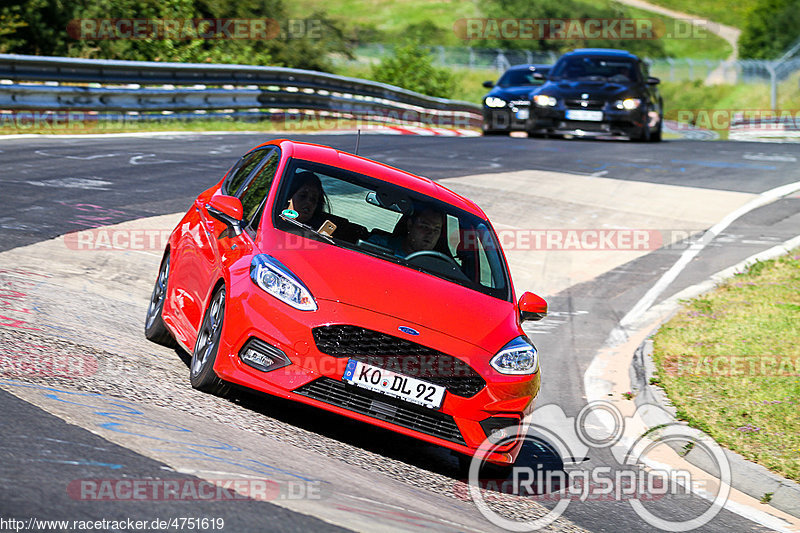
xmin=483 ymin=80 xmax=494 ymax=88
xmin=647 ymin=76 xmax=660 ymax=85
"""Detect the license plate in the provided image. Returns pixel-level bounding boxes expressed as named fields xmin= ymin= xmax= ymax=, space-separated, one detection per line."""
xmin=342 ymin=359 xmax=445 ymax=409
xmin=566 ymin=109 xmax=603 ymax=121
xmin=515 ymin=109 xmax=529 ymax=120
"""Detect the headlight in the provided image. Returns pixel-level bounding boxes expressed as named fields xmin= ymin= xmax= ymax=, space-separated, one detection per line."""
xmin=614 ymin=98 xmax=642 ymax=110
xmin=533 ymin=94 xmax=557 ymax=107
xmin=250 ymin=254 xmax=317 ymax=311
xmin=484 ymin=96 xmax=507 ymax=108
xmin=490 ymin=336 xmax=539 ymax=375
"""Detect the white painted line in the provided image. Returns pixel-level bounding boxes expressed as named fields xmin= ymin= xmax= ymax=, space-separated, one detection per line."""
xmin=608 ymin=179 xmax=800 ymax=346
xmin=585 ymin=234 xmax=800 ymax=531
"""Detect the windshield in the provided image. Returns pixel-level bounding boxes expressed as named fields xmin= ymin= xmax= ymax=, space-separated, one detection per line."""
xmin=271 ymin=158 xmax=512 ymax=301
xmin=498 ymin=68 xmax=548 ymax=87
xmin=550 ymin=56 xmax=639 ymax=83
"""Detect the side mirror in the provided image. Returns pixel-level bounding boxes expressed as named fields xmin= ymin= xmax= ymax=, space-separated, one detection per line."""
xmin=519 ymin=291 xmax=547 ymax=322
xmin=646 ymin=76 xmax=660 ymax=85
xmin=206 ymin=195 xmax=244 ymax=237
xmin=483 ymin=80 xmax=494 ymax=88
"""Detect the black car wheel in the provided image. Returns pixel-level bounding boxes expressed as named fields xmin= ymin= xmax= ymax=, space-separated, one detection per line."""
xmin=144 ymin=251 xmax=177 ymax=347
xmin=649 ymin=119 xmax=663 ymax=142
xmin=482 ymin=129 xmax=508 ymax=136
xmin=190 ymin=286 xmax=230 ymax=395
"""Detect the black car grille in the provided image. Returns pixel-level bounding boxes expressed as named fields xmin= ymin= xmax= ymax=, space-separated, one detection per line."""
xmin=294 ymin=377 xmax=465 ymax=445
xmin=312 ymin=325 xmax=486 ymax=397
xmin=565 ymin=99 xmax=605 ymax=110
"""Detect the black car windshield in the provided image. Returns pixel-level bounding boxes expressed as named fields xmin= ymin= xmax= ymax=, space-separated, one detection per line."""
xmin=550 ymin=56 xmax=639 ymax=82
xmin=497 ymin=68 xmax=547 ymax=87
xmin=272 ymin=158 xmax=512 ymax=301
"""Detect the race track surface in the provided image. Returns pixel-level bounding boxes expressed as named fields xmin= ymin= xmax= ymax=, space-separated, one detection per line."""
xmin=1 ymin=133 xmax=799 ymax=532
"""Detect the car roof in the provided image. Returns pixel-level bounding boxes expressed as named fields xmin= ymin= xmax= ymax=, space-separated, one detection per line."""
xmin=563 ymin=48 xmax=640 ymax=59
xmin=257 ymin=139 xmax=486 ymax=217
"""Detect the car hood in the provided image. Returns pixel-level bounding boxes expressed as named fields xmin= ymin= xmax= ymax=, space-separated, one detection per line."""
xmin=540 ymin=80 xmax=641 ymax=100
xmin=262 ymin=237 xmax=518 ymax=350
xmin=488 ymin=86 xmax=541 ymax=100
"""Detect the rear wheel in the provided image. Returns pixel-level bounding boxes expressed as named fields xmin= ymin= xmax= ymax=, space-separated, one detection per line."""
xmin=144 ymin=251 xmax=177 ymax=347
xmin=189 ymin=286 xmax=230 ymax=396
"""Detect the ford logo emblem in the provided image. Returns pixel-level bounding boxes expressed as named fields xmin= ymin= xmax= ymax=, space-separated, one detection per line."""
xmin=398 ymin=326 xmax=419 ymax=336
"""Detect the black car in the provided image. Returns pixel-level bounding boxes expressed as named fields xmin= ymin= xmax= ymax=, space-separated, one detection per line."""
xmin=526 ymin=49 xmax=663 ymax=141
xmin=481 ymin=64 xmax=551 ymax=135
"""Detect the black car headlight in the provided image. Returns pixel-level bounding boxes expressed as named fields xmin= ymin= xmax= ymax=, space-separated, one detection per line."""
xmin=484 ymin=96 xmax=507 ymax=108
xmin=490 ymin=336 xmax=539 ymax=375
xmin=533 ymin=94 xmax=557 ymax=107
xmin=613 ymin=98 xmax=642 ymax=110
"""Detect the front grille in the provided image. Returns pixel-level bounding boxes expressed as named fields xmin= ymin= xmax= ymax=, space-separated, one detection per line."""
xmin=294 ymin=377 xmax=465 ymax=445
xmin=509 ymin=100 xmax=531 ymax=106
xmin=312 ymin=325 xmax=486 ymax=397
xmin=565 ymin=99 xmax=605 ymax=110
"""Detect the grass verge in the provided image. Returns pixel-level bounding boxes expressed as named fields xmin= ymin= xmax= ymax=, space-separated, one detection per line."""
xmin=651 ymin=249 xmax=800 ymax=482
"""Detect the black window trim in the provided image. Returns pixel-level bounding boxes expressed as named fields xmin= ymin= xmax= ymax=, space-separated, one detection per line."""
xmin=223 ymin=146 xmax=277 ymax=197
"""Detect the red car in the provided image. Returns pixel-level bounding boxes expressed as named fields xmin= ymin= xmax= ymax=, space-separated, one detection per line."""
xmin=145 ymin=139 xmax=547 ymax=466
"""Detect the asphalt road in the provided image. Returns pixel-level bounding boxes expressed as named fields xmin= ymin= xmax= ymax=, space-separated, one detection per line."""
xmin=1 ymin=133 xmax=798 ymax=532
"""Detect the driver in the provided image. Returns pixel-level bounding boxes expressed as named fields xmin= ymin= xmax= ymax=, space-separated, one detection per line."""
xmin=372 ymin=208 xmax=446 ymax=258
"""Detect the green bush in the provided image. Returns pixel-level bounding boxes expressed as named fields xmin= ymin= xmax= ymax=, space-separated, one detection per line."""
xmin=739 ymin=0 xmax=800 ymax=59
xmin=370 ymin=43 xmax=456 ymax=98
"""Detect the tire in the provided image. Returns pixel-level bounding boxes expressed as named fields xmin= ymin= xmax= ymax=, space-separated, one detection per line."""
xmin=482 ymin=129 xmax=508 ymax=136
xmin=189 ymin=286 xmax=230 ymax=396
xmin=649 ymin=120 xmax=663 ymax=142
xmin=144 ymin=251 xmax=177 ymax=347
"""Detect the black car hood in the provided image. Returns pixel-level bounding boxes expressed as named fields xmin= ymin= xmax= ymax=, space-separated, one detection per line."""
xmin=540 ymin=80 xmax=641 ymax=99
xmin=488 ymin=85 xmax=541 ymax=100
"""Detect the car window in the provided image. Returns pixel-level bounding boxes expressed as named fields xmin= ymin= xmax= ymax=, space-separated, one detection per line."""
xmin=497 ymin=68 xmax=547 ymax=87
xmin=239 ymin=149 xmax=280 ymax=226
xmin=551 ymin=56 xmax=638 ymax=82
xmin=223 ymin=148 xmax=271 ymax=196
xmin=272 ymin=158 xmax=512 ymax=301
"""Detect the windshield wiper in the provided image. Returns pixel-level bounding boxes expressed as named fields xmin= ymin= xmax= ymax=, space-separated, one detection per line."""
xmin=279 ymin=213 xmax=334 ymax=244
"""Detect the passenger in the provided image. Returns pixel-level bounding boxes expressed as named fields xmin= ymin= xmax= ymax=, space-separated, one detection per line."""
xmin=285 ymin=171 xmax=329 ymax=226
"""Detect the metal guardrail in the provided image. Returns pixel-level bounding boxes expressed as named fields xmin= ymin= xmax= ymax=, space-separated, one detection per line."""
xmin=0 ymin=54 xmax=482 ymax=128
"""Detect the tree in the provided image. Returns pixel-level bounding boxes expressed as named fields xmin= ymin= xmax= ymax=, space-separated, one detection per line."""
xmin=370 ymin=43 xmax=456 ymax=98
xmin=739 ymin=0 xmax=800 ymax=59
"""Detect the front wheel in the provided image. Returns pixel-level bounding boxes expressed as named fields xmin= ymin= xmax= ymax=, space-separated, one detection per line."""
xmin=190 ymin=286 xmax=230 ymax=396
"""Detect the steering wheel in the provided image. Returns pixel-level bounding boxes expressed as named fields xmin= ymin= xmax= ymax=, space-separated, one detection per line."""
xmin=404 ymin=250 xmax=460 ymax=267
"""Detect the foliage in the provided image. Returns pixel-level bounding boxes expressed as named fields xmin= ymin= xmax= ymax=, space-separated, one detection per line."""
xmin=370 ymin=43 xmax=456 ymax=98
xmin=476 ymin=0 xmax=667 ymax=58
xmin=739 ymin=0 xmax=800 ymax=59
xmin=0 ymin=0 xmax=351 ymax=70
